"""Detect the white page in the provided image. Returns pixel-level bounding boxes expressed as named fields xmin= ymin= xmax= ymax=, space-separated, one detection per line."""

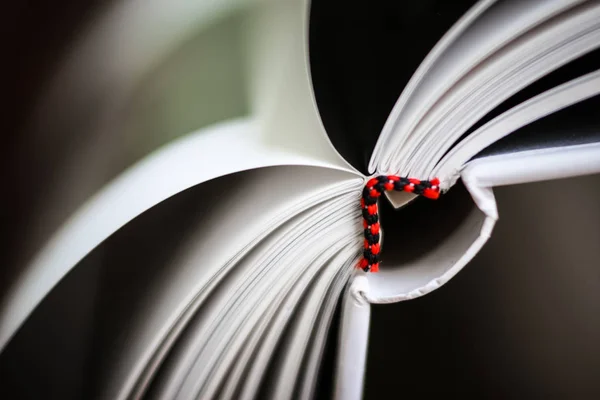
xmin=148 ymin=200 xmax=339 ymax=399
xmin=128 ymin=179 xmax=361 ymax=400
xmin=265 ymin=246 xmax=357 ymax=400
xmin=404 ymin=2 xmax=600 ymax=175
xmin=149 ymin=195 xmax=358 ymax=399
xmin=231 ymin=243 xmax=352 ymax=400
xmin=144 ymin=203 xmax=340 ymax=399
xmin=373 ymin=0 xmax=584 ymax=174
xmin=297 ymin=259 xmax=356 ymax=400
xmin=0 ymin=118 xmax=359 ymax=352
xmin=213 ymin=242 xmax=352 ymax=400
xmin=334 ymin=272 xmax=371 ymax=400
xmin=433 ymin=70 xmax=600 ymax=187
xmin=84 ymin=166 xmax=361 ymax=400
xmin=216 ymin=292 xmax=286 ymax=400
xmin=368 ymin=0 xmax=498 ymax=172
xmin=364 ymin=203 xmax=493 ymax=303
xmin=244 ymin=0 xmax=351 ymax=169
xmin=460 ymin=142 xmax=600 ymax=251
xmin=463 ymin=142 xmax=600 ymax=193
xmin=180 ymin=198 xmax=358 ymax=399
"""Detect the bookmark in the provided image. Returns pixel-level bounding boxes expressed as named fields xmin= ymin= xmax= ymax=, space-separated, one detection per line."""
xmin=359 ymin=176 xmax=440 ymax=272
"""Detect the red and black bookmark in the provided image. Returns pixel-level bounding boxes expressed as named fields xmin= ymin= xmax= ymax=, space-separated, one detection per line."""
xmin=359 ymin=176 xmax=441 ymax=272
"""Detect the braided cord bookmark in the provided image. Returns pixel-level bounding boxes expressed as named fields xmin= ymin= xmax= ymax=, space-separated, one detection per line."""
xmin=359 ymin=176 xmax=441 ymax=272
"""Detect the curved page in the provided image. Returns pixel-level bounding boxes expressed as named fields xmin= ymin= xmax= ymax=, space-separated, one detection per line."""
xmin=245 ymin=0 xmax=351 ymax=169
xmin=308 ymin=0 xmax=480 ymax=173
xmin=205 ymin=242 xmax=354 ymax=400
xmin=0 ymin=119 xmax=359 ymax=352
xmin=372 ymin=0 xmax=583 ymax=173
xmin=148 ymin=195 xmax=359 ymax=399
xmin=368 ymin=0 xmax=497 ymax=172
xmin=334 ymin=273 xmax=371 ymax=400
xmin=94 ymin=166 xmax=360 ymax=400
xmin=433 ymin=70 xmax=600 ymax=187
xmin=296 ymin=261 xmax=355 ymax=400
xmin=364 ymin=194 xmax=494 ymax=303
xmin=214 ymin=247 xmax=355 ymax=400
xmin=404 ymin=1 xmax=600 ymax=175
xmin=462 ymin=142 xmax=600 ymax=192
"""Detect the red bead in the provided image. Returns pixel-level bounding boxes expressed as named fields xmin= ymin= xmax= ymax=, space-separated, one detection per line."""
xmin=360 ymin=198 xmax=365 ymax=208
xmin=370 ymin=263 xmax=380 ymax=273
xmin=430 ymin=177 xmax=440 ymax=186
xmin=369 ymin=189 xmax=381 ymax=198
xmin=364 ymin=239 xmax=369 ymax=249
xmin=367 ymin=178 xmax=379 ymax=187
xmin=384 ymin=182 xmax=394 ymax=191
xmin=388 ymin=176 xmax=400 ymax=181
xmin=367 ymin=204 xmax=378 ymax=215
xmin=409 ymin=178 xmax=421 ymax=184
xmin=358 ymin=259 xmax=369 ymax=269
xmin=403 ymin=184 xmax=414 ymax=193
xmin=363 ymin=220 xmax=368 ymax=229
xmin=371 ymin=243 xmax=380 ymax=254
xmin=423 ymin=188 xmax=440 ymax=199
xmin=370 ymin=223 xmax=380 ymax=235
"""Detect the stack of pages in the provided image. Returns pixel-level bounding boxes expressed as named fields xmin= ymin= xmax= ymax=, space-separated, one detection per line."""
xmin=1 ymin=0 xmax=599 ymax=399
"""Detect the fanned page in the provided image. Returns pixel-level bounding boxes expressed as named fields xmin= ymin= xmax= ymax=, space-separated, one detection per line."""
xmin=371 ymin=0 xmax=598 ymax=174
xmin=0 ymin=166 xmax=361 ymax=399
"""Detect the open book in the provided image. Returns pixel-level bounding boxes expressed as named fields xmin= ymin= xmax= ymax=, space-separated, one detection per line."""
xmin=1 ymin=0 xmax=600 ymax=398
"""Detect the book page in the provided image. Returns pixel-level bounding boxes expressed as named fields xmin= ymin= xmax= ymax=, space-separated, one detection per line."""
xmin=148 ymin=195 xmax=359 ymax=399
xmin=364 ymin=193 xmax=493 ymax=303
xmin=0 ymin=119 xmax=361 ymax=353
xmin=184 ymin=201 xmax=357 ymax=400
xmin=462 ymin=142 xmax=600 ymax=191
xmin=433 ymin=70 xmax=600 ymax=187
xmin=2 ymin=164 xmax=362 ymax=399
xmin=296 ymin=259 xmax=356 ymax=400
xmin=244 ymin=0 xmax=353 ymax=171
xmin=372 ymin=0 xmax=584 ymax=173
xmin=264 ymin=247 xmax=355 ymax=400
xmin=334 ymin=272 xmax=371 ymax=400
xmin=403 ymin=1 xmax=600 ymax=176
xmin=105 ymin=166 xmax=361 ymax=400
